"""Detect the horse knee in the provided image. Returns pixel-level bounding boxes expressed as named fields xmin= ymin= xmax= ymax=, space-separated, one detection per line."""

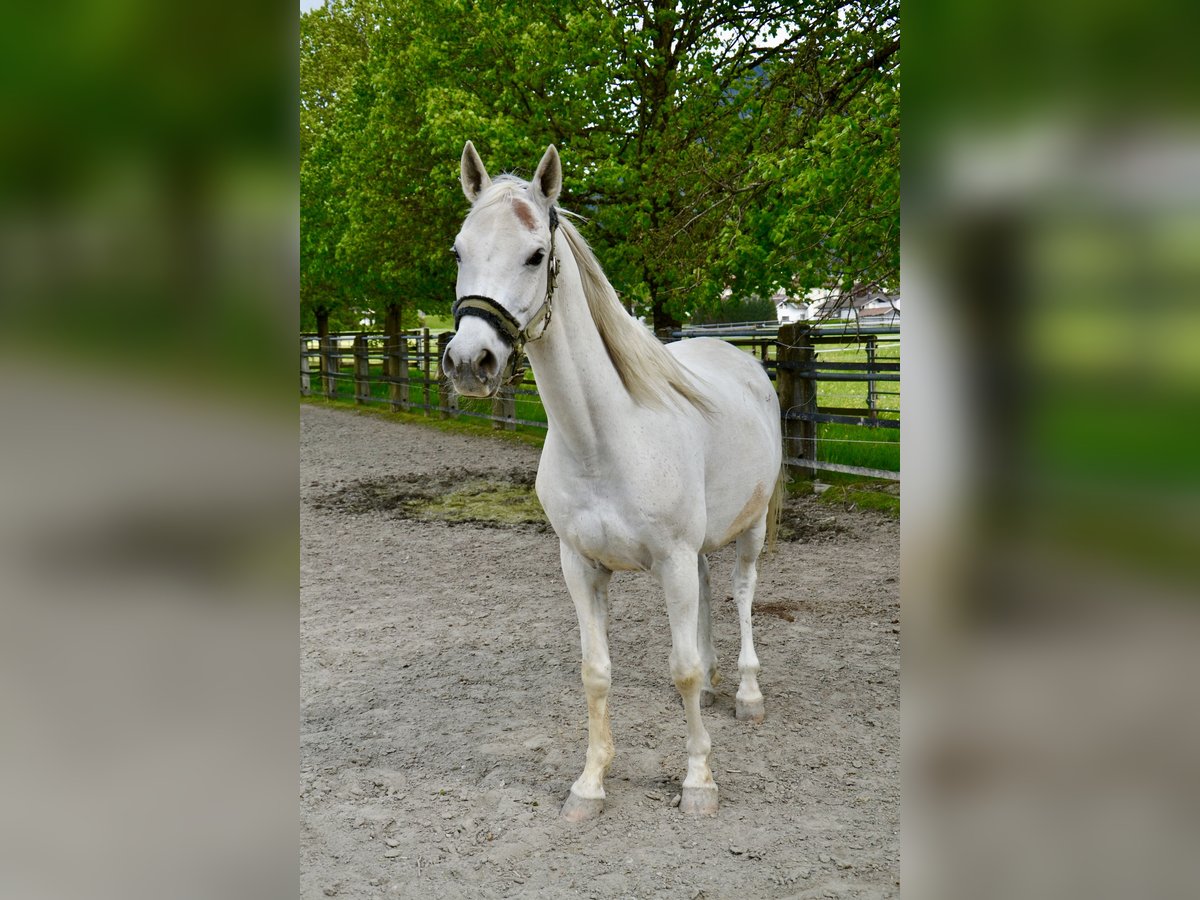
xmin=670 ymin=659 xmax=704 ymax=695
xmin=581 ymin=659 xmax=611 ymax=695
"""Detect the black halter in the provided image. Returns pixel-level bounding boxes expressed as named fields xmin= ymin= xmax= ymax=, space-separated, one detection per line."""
xmin=452 ymin=207 xmax=560 ymax=382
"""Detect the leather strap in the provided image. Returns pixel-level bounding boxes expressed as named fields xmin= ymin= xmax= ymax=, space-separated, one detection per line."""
xmin=452 ymin=295 xmax=523 ymax=347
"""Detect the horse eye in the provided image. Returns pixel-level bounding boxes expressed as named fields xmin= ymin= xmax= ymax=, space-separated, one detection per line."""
xmin=526 ymin=249 xmax=545 ymax=267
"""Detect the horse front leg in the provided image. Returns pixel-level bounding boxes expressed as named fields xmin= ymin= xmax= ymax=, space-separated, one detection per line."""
xmin=559 ymin=543 xmax=614 ymax=822
xmin=656 ymin=552 xmax=718 ymax=816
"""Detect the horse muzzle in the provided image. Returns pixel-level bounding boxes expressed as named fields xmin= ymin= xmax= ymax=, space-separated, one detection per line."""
xmin=442 ymin=332 xmax=509 ymax=398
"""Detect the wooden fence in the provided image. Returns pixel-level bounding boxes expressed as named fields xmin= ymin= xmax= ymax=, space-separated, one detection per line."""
xmin=672 ymin=321 xmax=900 ymax=480
xmin=299 ymin=329 xmax=542 ymax=430
xmin=301 ymin=321 xmax=900 ymax=481
xmin=771 ymin=322 xmax=900 ymax=481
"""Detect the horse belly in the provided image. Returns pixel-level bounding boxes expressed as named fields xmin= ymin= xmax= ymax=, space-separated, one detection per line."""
xmin=702 ymin=479 xmax=772 ymax=552
xmin=679 ymin=344 xmax=781 ymax=552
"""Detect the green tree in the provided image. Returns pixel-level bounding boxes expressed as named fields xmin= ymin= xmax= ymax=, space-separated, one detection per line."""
xmin=300 ymin=0 xmax=899 ymax=335
xmin=300 ymin=0 xmax=370 ymax=333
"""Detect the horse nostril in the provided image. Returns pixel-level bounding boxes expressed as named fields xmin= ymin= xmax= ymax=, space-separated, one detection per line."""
xmin=442 ymin=351 xmax=458 ymax=378
xmin=477 ymin=349 xmax=498 ymax=379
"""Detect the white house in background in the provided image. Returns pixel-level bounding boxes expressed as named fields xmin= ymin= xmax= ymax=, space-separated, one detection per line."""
xmin=858 ymin=294 xmax=900 ymax=326
xmin=776 ymin=286 xmax=899 ymax=324
xmin=774 ymin=289 xmax=808 ymax=324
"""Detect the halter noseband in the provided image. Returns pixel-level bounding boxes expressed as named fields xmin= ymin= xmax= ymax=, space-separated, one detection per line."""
xmin=452 ymin=207 xmax=560 ymax=382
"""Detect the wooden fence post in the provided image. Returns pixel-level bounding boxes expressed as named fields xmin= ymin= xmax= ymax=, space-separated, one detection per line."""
xmin=321 ymin=335 xmax=336 ymax=398
xmin=492 ymin=372 xmax=517 ymax=431
xmin=384 ymin=309 xmax=403 ymax=412
xmin=387 ymin=331 xmax=401 ymax=411
xmin=300 ymin=339 xmax=311 ymax=396
xmin=392 ymin=332 xmax=410 ymax=409
xmin=354 ymin=333 xmax=370 ymax=404
xmin=436 ymin=331 xmax=457 ymax=419
xmin=777 ymin=322 xmax=817 ymax=479
xmin=434 ymin=333 xmax=448 ymax=422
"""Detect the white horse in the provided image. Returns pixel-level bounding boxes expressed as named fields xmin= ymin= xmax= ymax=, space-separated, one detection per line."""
xmin=442 ymin=142 xmax=782 ymax=820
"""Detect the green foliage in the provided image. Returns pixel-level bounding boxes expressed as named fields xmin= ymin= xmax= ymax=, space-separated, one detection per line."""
xmin=690 ymin=294 xmax=778 ymax=326
xmin=301 ymin=0 xmax=899 ymax=333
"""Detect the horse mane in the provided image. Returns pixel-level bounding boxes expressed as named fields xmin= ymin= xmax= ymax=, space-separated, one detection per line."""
xmin=556 ymin=216 xmax=713 ymax=416
xmin=468 ymin=177 xmax=712 ymax=415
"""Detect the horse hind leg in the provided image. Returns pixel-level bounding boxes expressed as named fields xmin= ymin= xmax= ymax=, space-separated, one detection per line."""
xmin=733 ymin=518 xmax=767 ymax=724
xmin=697 ymin=554 xmax=719 ymax=708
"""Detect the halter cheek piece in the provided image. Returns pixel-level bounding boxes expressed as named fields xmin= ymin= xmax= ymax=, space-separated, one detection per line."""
xmin=452 ymin=207 xmax=560 ymax=383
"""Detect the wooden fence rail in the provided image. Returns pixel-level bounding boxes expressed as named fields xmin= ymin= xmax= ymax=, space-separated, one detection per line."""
xmin=301 ymin=320 xmax=899 ymax=481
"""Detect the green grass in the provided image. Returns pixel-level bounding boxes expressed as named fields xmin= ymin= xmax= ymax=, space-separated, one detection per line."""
xmin=790 ymin=471 xmax=899 ymax=517
xmin=817 ymin=479 xmax=900 ymax=517
xmin=809 ymin=342 xmax=900 ymax=472
xmin=814 ymin=343 xmax=900 ymax=412
xmin=816 ymin=422 xmax=899 ymax=471
xmin=417 ymin=480 xmax=547 ymax=525
xmin=421 ymin=314 xmax=454 ymax=332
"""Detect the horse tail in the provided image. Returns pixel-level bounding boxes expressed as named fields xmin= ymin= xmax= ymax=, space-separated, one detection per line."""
xmin=765 ymin=468 xmax=785 ymax=556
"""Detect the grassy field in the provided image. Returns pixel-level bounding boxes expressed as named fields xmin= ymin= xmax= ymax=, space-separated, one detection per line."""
xmin=811 ymin=341 xmax=899 ymax=472
xmin=304 ymin=337 xmax=900 ymax=473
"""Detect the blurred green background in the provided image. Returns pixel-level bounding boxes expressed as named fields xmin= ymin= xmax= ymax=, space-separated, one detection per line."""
xmin=0 ymin=2 xmax=295 ymax=397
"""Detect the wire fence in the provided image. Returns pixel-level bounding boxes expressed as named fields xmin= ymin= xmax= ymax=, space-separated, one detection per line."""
xmin=301 ymin=320 xmax=900 ymax=480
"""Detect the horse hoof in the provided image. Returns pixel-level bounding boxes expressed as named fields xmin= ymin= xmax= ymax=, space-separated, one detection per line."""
xmin=699 ymin=688 xmax=717 ymax=708
xmin=680 ymin=784 xmax=719 ymax=816
xmin=561 ymin=791 xmax=605 ymax=823
xmin=736 ymin=697 xmax=765 ymax=724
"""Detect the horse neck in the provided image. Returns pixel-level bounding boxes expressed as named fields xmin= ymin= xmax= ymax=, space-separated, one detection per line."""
xmin=524 ymin=247 xmax=634 ymax=455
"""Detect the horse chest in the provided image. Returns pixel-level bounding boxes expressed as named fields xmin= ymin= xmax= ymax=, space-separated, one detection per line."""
xmin=538 ymin=478 xmax=652 ymax=572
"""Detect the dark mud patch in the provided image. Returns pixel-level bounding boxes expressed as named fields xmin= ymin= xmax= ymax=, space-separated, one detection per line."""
xmin=778 ymin=494 xmax=850 ymax=543
xmin=311 ymin=468 xmax=548 ymax=529
xmin=745 ymin=597 xmax=819 ymax=622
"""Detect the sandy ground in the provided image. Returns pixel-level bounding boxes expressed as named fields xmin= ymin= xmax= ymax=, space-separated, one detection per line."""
xmin=301 ymin=404 xmax=899 ymax=899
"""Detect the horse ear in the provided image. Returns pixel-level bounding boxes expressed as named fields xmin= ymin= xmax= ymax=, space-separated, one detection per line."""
xmin=461 ymin=141 xmax=492 ymax=202
xmin=532 ymin=144 xmax=561 ymax=206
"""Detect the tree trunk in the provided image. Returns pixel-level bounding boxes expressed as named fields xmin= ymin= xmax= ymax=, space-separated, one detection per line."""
xmin=650 ymin=300 xmax=681 ymax=340
xmin=647 ymin=271 xmax=680 ymax=339
xmin=383 ymin=304 xmax=402 ymax=377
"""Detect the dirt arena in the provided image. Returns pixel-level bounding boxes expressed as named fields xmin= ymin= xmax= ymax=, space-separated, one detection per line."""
xmin=301 ymin=404 xmax=898 ymax=899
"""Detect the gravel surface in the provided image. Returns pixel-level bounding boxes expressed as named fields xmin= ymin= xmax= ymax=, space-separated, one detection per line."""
xmin=301 ymin=404 xmax=899 ymax=899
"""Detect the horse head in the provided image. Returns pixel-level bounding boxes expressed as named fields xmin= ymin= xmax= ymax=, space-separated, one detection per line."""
xmin=442 ymin=141 xmax=562 ymax=397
